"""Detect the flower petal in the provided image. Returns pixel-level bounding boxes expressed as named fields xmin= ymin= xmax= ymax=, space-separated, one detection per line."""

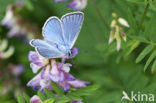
xmin=118 ymin=18 xmax=129 ymax=28
xmin=62 ymin=63 xmax=71 ymax=73
xmin=71 ymin=101 xmax=83 ymax=103
xmin=30 ymin=63 xmax=41 ymax=73
xmin=58 ymin=81 xmax=70 ymax=91
xmin=50 ymin=63 xmax=64 ymax=82
xmin=68 ymin=80 xmax=90 ymax=89
xmin=30 ymin=95 xmax=42 ymax=103
xmin=67 ymin=0 xmax=87 ymax=10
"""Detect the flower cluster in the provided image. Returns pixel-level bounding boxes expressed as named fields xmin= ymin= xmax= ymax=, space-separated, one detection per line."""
xmin=0 ymin=38 xmax=25 ymax=96
xmin=1 ymin=2 xmax=39 ymax=39
xmin=0 ymin=64 xmax=25 ymax=96
xmin=108 ymin=13 xmax=129 ymax=51
xmin=0 ymin=39 xmax=14 ymax=59
xmin=55 ymin=0 xmax=87 ymax=10
xmin=27 ymin=50 xmax=89 ymax=103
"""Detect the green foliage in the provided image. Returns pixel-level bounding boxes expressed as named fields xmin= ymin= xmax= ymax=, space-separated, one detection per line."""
xmin=23 ymin=0 xmax=34 ymax=10
xmin=44 ymin=88 xmax=54 ymax=98
xmin=127 ymin=0 xmax=146 ymax=4
xmin=55 ymin=96 xmax=70 ymax=103
xmin=17 ymin=94 xmax=25 ymax=103
xmin=136 ymin=45 xmax=154 ymax=63
xmin=16 ymin=83 xmax=99 ymax=103
xmin=43 ymin=98 xmax=54 ymax=103
xmin=23 ymin=93 xmax=31 ymax=103
xmin=144 ymin=50 xmax=156 ymax=71
xmin=149 ymin=0 xmax=156 ymax=11
xmin=72 ymin=85 xmax=99 ymax=96
xmin=151 ymin=59 xmax=156 ymax=73
xmin=37 ymin=90 xmax=47 ymax=101
xmin=51 ymin=81 xmax=64 ymax=96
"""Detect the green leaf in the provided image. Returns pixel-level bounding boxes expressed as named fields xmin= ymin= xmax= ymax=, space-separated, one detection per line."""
xmin=24 ymin=0 xmax=34 ymax=11
xmin=17 ymin=94 xmax=25 ymax=103
xmin=44 ymin=88 xmax=54 ymax=98
xmin=136 ymin=45 xmax=154 ymax=63
xmin=127 ymin=9 xmax=138 ymax=34
xmin=128 ymin=35 xmax=147 ymax=43
xmin=73 ymin=85 xmax=99 ymax=96
xmin=149 ymin=0 xmax=156 ymax=11
xmin=125 ymin=41 xmax=140 ymax=56
xmin=43 ymin=98 xmax=55 ymax=103
xmin=51 ymin=81 xmax=64 ymax=96
xmin=127 ymin=0 xmax=146 ymax=4
xmin=23 ymin=93 xmax=30 ymax=103
xmin=144 ymin=50 xmax=156 ymax=71
xmin=55 ymin=96 xmax=70 ymax=103
xmin=144 ymin=12 xmax=156 ymax=41
xmin=37 ymin=90 xmax=46 ymax=101
xmin=151 ymin=60 xmax=156 ymax=73
xmin=66 ymin=93 xmax=82 ymax=101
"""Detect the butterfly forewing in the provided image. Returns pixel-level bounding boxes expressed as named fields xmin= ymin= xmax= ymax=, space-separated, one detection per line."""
xmin=61 ymin=12 xmax=84 ymax=48
xmin=42 ymin=17 xmax=65 ymax=45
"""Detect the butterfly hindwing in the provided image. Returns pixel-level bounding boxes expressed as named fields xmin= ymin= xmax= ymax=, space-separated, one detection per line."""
xmin=61 ymin=12 xmax=84 ymax=48
xmin=30 ymin=39 xmax=65 ymax=58
xmin=36 ymin=47 xmax=65 ymax=58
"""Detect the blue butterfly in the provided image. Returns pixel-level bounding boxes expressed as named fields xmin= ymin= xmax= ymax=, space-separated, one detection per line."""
xmin=30 ymin=12 xmax=84 ymax=58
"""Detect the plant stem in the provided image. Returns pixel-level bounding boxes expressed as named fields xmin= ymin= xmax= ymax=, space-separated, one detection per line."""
xmin=90 ymin=0 xmax=110 ymax=30
xmin=138 ymin=0 xmax=150 ymax=29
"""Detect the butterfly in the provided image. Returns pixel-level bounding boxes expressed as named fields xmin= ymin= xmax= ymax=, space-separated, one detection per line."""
xmin=30 ymin=12 xmax=84 ymax=58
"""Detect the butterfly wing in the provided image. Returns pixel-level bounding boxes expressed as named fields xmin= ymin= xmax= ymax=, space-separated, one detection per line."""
xmin=42 ymin=17 xmax=65 ymax=45
xmin=61 ymin=12 xmax=84 ymax=48
xmin=30 ymin=39 xmax=65 ymax=58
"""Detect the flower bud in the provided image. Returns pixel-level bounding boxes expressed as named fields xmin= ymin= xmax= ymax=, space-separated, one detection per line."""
xmin=118 ymin=18 xmax=129 ymax=28
xmin=0 ymin=39 xmax=8 ymax=52
xmin=108 ymin=30 xmax=115 ymax=44
xmin=30 ymin=95 xmax=42 ymax=103
xmin=0 ymin=46 xmax=14 ymax=59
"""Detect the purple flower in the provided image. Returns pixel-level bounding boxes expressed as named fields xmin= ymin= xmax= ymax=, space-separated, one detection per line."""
xmin=68 ymin=80 xmax=90 ymax=89
xmin=71 ymin=101 xmax=83 ymax=103
xmin=55 ymin=0 xmax=68 ymax=2
xmin=49 ymin=60 xmax=64 ymax=82
xmin=7 ymin=64 xmax=25 ymax=76
xmin=1 ymin=2 xmax=39 ymax=38
xmin=67 ymin=0 xmax=87 ymax=10
xmin=7 ymin=24 xmax=25 ymax=37
xmin=1 ymin=5 xmax=15 ymax=28
xmin=28 ymin=51 xmax=49 ymax=73
xmin=30 ymin=95 xmax=42 ymax=103
xmin=28 ymin=59 xmax=90 ymax=92
xmin=27 ymin=65 xmax=52 ymax=91
xmin=1 ymin=2 xmax=26 ymax=37
xmin=70 ymin=47 xmax=79 ymax=58
xmin=49 ymin=60 xmax=89 ymax=91
xmin=55 ymin=0 xmax=87 ymax=10
xmin=12 ymin=65 xmax=25 ymax=76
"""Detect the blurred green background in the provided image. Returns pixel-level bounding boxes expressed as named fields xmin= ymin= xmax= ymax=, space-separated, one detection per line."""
xmin=0 ymin=0 xmax=156 ymax=103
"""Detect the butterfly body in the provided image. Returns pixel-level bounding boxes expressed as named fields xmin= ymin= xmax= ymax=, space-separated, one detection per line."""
xmin=30 ymin=12 xmax=84 ymax=58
